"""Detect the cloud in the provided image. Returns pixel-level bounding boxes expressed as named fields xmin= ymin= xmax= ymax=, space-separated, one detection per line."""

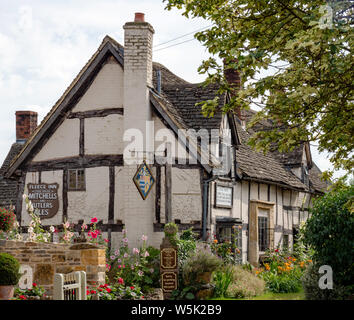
xmin=0 ymin=0 xmax=343 ymax=180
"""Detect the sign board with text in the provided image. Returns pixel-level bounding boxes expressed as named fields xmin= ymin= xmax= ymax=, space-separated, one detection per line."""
xmin=160 ymin=237 xmax=178 ymax=297
xmin=27 ymin=183 xmax=59 ymax=219
xmin=161 ymin=271 xmax=178 ymax=293
xmin=215 ymin=185 xmax=233 ymax=208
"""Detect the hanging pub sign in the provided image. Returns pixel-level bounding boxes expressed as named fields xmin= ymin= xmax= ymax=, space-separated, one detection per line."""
xmin=215 ymin=184 xmax=233 ymax=208
xmin=27 ymin=183 xmax=59 ymax=219
xmin=133 ymin=161 xmax=155 ymax=200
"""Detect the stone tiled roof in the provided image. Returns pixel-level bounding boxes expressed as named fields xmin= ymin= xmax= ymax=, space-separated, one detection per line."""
xmin=161 ymin=84 xmax=225 ymax=133
xmin=0 ymin=143 xmax=22 ymax=207
xmin=242 ymin=109 xmax=327 ymax=193
xmin=234 ymin=121 xmax=307 ymax=190
xmin=309 ymin=163 xmax=329 ymax=193
xmin=242 ymin=109 xmax=304 ymax=166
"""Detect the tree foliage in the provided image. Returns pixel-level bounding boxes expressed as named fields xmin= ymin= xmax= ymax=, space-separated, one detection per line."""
xmin=164 ymin=0 xmax=354 ymax=176
xmin=303 ymin=184 xmax=354 ymax=293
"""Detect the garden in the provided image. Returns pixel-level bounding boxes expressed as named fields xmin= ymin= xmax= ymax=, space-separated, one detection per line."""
xmin=0 ymin=184 xmax=353 ymax=300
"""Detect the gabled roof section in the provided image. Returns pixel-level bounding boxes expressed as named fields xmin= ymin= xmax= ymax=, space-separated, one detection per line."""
xmin=161 ymin=83 xmax=225 ymax=133
xmin=150 ymin=90 xmax=220 ymax=172
xmin=243 ymin=109 xmax=313 ymax=168
xmin=242 ymin=109 xmax=327 ymax=193
xmin=309 ymin=163 xmax=330 ymax=194
xmin=6 ymin=36 xmax=124 ymax=178
xmin=235 ymin=120 xmax=308 ymax=191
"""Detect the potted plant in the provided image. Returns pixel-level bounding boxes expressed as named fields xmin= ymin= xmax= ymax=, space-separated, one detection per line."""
xmin=0 ymin=253 xmax=21 ymax=300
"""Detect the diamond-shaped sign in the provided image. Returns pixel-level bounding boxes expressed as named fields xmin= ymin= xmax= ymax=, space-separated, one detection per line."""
xmin=133 ymin=161 xmax=155 ymax=200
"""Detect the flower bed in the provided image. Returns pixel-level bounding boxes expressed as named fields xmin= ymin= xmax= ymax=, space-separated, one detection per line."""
xmin=254 ymin=249 xmax=312 ymax=293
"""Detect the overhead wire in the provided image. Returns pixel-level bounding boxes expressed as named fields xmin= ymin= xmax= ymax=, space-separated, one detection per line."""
xmin=153 ymin=24 xmax=213 ymax=52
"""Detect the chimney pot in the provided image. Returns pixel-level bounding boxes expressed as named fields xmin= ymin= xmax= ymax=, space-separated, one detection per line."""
xmin=134 ymin=12 xmax=145 ymax=23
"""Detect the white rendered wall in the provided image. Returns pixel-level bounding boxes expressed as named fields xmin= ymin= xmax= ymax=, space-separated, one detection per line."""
xmin=72 ymin=59 xmax=124 ymax=112
xmin=85 ymin=114 xmax=124 ymax=155
xmin=33 ymin=119 xmax=79 ymax=162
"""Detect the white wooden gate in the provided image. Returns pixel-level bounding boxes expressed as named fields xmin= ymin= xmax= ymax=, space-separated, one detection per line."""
xmin=53 ymin=271 xmax=87 ymax=300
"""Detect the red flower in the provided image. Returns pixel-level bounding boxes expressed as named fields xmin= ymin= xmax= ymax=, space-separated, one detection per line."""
xmin=118 ymin=278 xmax=124 ymax=285
xmin=91 ymin=217 xmax=98 ymax=224
xmin=32 ymin=283 xmax=37 ymax=287
xmin=106 ymin=288 xmax=112 ymax=293
xmin=130 ymin=286 xmax=135 ymax=290
xmin=90 ymin=290 xmax=96 ymax=294
xmin=86 ymin=290 xmax=90 ymax=295
xmin=274 ymin=249 xmax=279 ymax=253
xmin=19 ymin=295 xmax=27 ymax=300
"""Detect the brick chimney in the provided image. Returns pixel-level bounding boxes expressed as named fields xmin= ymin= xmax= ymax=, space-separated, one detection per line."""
xmin=123 ymin=12 xmax=155 ymax=163
xmin=15 ymin=111 xmax=38 ymax=143
xmin=223 ymin=58 xmax=243 ymax=121
xmin=122 ymin=13 xmax=156 ymax=249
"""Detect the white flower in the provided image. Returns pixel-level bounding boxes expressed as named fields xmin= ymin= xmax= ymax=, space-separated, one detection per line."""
xmin=141 ymin=235 xmax=148 ymax=241
xmin=50 ymin=226 xmax=55 ymax=233
xmin=28 ymin=226 xmax=34 ymax=233
xmin=26 ymin=203 xmax=34 ymax=212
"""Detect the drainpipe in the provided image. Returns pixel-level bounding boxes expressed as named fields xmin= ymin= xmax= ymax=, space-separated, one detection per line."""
xmin=202 ymin=175 xmax=218 ymax=241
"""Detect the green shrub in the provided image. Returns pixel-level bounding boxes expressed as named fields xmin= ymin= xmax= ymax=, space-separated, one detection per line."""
xmin=0 ymin=253 xmax=21 ymax=286
xmin=213 ymin=265 xmax=233 ymax=298
xmin=164 ymin=222 xmax=178 ymax=245
xmin=182 ymin=247 xmax=222 ymax=285
xmin=177 ymin=228 xmax=197 ymax=269
xmin=262 ymin=270 xmax=303 ymax=293
xmin=226 ymin=265 xmax=265 ymax=298
xmin=179 ymin=228 xmax=198 ymax=241
xmin=302 ymin=263 xmax=351 ymax=300
xmin=303 ymin=184 xmax=354 ymax=296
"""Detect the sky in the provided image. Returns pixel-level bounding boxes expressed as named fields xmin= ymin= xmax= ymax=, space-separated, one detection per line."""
xmin=0 ymin=0 xmax=346 ymax=179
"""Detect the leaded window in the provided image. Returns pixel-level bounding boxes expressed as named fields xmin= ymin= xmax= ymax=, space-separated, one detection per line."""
xmin=258 ymin=216 xmax=269 ymax=252
xmin=68 ymin=169 xmax=85 ymax=191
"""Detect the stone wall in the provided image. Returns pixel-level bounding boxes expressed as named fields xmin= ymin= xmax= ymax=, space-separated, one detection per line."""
xmin=0 ymin=240 xmax=106 ymax=296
